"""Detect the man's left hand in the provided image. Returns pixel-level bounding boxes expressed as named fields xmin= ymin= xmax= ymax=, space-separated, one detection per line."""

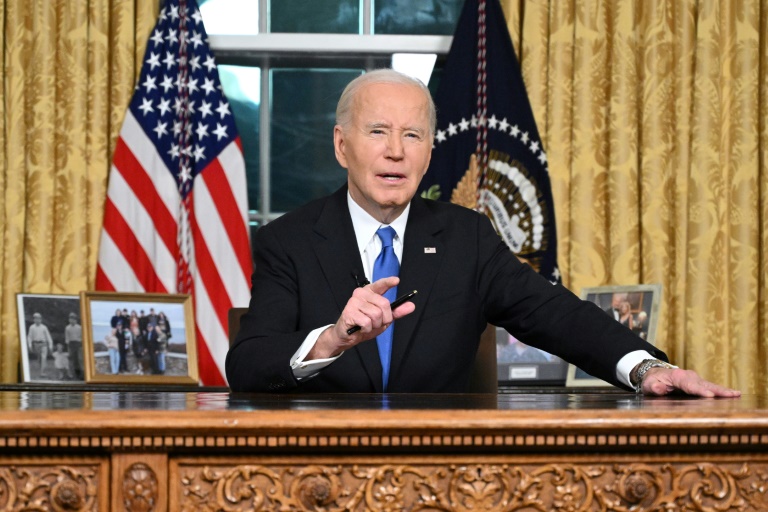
xmin=641 ymin=367 xmax=741 ymax=397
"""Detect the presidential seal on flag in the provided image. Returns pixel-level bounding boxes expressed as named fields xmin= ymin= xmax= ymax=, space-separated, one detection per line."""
xmin=446 ymin=151 xmax=552 ymax=274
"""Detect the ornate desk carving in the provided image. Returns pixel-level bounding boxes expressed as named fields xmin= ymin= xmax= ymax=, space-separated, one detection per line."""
xmin=0 ymin=459 xmax=107 ymax=511
xmin=173 ymin=459 xmax=768 ymax=511
xmin=0 ymin=390 xmax=766 ymax=511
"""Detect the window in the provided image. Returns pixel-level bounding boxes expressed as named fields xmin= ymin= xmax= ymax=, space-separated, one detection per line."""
xmin=199 ymin=0 xmax=461 ymax=233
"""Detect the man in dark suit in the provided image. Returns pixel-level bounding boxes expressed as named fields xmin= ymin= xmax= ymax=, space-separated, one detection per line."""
xmin=605 ymin=293 xmax=626 ymax=321
xmin=226 ymin=69 xmax=739 ymax=398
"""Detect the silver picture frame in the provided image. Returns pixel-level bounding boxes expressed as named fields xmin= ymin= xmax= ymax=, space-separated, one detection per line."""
xmin=566 ymin=284 xmax=662 ymax=387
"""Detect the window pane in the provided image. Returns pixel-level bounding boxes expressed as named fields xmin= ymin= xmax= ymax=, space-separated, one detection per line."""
xmin=270 ymin=0 xmax=360 ymax=33
xmin=270 ymin=69 xmax=361 ymax=212
xmin=218 ymin=65 xmax=261 ymax=212
xmin=374 ymin=0 xmax=463 ymax=35
xmin=391 ymin=53 xmax=437 ymax=88
xmin=199 ymin=0 xmax=259 ymax=35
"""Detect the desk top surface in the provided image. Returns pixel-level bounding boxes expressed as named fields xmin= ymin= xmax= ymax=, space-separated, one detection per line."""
xmin=0 ymin=388 xmax=765 ymax=441
xmin=0 ymin=387 xmax=763 ymax=414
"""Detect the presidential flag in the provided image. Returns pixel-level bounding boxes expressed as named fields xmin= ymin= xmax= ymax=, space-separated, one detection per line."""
xmin=421 ymin=0 xmax=560 ymax=284
xmin=96 ymin=0 xmax=252 ymax=385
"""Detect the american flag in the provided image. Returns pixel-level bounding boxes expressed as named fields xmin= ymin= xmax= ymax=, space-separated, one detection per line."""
xmin=96 ymin=0 xmax=252 ymax=386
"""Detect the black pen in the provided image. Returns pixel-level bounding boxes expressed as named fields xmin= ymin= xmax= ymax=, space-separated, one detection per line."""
xmin=346 ymin=290 xmax=418 ymax=335
xmin=389 ymin=289 xmax=418 ymax=310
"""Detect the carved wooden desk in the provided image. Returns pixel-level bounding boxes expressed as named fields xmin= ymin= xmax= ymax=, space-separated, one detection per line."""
xmin=0 ymin=389 xmax=766 ymax=511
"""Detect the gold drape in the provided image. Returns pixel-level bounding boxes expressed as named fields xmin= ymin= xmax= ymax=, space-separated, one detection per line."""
xmin=1 ymin=1 xmax=765 ymax=393
xmin=0 ymin=0 xmax=158 ymax=382
xmin=501 ymin=0 xmax=768 ymax=392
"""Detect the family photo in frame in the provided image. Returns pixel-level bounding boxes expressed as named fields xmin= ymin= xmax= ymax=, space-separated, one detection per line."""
xmin=566 ymin=284 xmax=663 ymax=387
xmin=16 ymin=294 xmax=84 ymax=384
xmin=80 ymin=291 xmax=199 ymax=385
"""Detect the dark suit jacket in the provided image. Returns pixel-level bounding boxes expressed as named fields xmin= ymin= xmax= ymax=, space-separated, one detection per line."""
xmin=226 ymin=185 xmax=666 ymax=393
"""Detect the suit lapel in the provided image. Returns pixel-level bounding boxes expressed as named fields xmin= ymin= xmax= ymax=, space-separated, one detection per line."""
xmin=311 ymin=186 xmax=384 ymax=391
xmin=389 ymin=196 xmax=444 ymax=384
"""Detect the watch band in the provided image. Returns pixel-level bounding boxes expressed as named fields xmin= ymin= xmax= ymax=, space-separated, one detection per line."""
xmin=630 ymin=358 xmax=676 ymax=392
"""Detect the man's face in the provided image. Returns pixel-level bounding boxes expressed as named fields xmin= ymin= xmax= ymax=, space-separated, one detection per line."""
xmin=334 ymin=82 xmax=432 ymax=223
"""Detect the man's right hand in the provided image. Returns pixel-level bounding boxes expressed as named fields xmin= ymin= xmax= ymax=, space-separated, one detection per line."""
xmin=307 ymin=276 xmax=416 ymax=360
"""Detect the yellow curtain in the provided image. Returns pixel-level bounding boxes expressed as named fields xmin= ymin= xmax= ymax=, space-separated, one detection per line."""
xmin=501 ymin=0 xmax=768 ymax=392
xmin=0 ymin=0 xmax=158 ymax=382
xmin=1 ymin=0 xmax=765 ymax=393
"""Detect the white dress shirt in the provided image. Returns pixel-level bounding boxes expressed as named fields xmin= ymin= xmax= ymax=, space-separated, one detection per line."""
xmin=289 ymin=194 xmax=409 ymax=379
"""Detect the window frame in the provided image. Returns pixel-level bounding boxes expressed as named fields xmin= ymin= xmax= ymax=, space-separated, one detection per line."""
xmin=206 ymin=0 xmax=453 ymax=226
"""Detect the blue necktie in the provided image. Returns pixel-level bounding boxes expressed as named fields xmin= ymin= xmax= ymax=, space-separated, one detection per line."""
xmin=372 ymin=226 xmax=398 ymax=390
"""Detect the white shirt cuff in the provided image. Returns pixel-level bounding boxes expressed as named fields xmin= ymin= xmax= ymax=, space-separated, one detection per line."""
xmin=616 ymin=350 xmax=656 ymax=388
xmin=290 ymin=325 xmax=340 ymax=380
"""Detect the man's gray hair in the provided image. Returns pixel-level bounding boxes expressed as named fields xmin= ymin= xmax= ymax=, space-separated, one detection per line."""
xmin=335 ymin=68 xmax=436 ymax=137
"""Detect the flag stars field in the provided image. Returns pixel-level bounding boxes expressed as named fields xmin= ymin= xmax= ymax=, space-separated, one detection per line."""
xmin=433 ymin=110 xmax=548 ymax=167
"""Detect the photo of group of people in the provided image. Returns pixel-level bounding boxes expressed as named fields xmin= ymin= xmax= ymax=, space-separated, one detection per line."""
xmin=88 ymin=301 xmax=189 ymax=378
xmin=17 ymin=294 xmax=84 ymax=383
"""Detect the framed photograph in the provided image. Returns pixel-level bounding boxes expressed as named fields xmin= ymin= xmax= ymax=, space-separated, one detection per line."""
xmin=17 ymin=294 xmax=85 ymax=383
xmin=496 ymin=327 xmax=568 ymax=387
xmin=566 ymin=284 xmax=663 ymax=387
xmin=80 ymin=291 xmax=199 ymax=385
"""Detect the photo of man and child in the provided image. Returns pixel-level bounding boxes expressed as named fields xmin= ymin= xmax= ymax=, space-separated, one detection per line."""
xmin=17 ymin=294 xmax=84 ymax=383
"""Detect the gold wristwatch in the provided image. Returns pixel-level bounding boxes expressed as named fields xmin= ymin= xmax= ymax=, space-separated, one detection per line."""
xmin=630 ymin=358 xmax=676 ymax=393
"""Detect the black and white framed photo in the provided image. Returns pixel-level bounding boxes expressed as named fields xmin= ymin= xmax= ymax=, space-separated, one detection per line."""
xmin=566 ymin=284 xmax=663 ymax=387
xmin=17 ymin=293 xmax=84 ymax=383
xmin=496 ymin=327 xmax=568 ymax=387
xmin=80 ymin=291 xmax=199 ymax=385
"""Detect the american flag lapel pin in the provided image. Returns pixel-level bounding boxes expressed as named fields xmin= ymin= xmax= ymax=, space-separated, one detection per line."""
xmin=424 ymin=247 xmax=436 ymax=254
